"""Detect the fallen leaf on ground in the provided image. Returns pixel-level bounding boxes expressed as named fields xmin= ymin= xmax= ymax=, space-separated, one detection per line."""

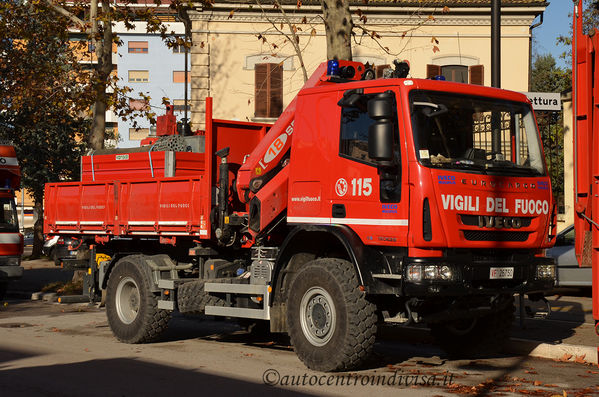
xmin=560 ymin=353 xmax=573 ymax=362
xmin=574 ymin=354 xmax=586 ymax=363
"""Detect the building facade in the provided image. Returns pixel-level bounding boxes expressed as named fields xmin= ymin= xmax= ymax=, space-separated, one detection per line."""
xmin=114 ymin=22 xmax=191 ymax=148
xmin=187 ymin=0 xmax=546 ymax=129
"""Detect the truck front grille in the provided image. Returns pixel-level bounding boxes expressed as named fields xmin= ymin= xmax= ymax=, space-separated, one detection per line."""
xmin=463 ymin=230 xmax=530 ymax=242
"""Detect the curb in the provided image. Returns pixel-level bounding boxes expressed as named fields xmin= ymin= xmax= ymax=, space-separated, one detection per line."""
xmin=506 ymin=338 xmax=598 ymax=365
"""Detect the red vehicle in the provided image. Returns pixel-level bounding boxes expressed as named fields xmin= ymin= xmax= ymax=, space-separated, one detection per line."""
xmin=44 ymin=60 xmax=556 ymax=371
xmin=0 ymin=144 xmax=23 ymax=300
xmin=571 ymin=0 xmax=599 ymax=349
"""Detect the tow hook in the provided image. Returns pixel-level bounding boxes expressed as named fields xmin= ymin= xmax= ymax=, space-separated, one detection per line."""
xmin=525 ymin=296 xmax=551 ymax=319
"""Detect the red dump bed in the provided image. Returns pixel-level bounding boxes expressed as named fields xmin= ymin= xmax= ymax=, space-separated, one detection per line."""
xmin=44 ymin=114 xmax=271 ymax=240
xmin=45 ymin=176 xmax=210 ymax=237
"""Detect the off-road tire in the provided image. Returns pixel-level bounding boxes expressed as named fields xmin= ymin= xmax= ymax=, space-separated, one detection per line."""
xmin=51 ymin=248 xmax=60 ymax=267
xmin=287 ymin=258 xmax=377 ymax=372
xmin=106 ymin=256 xmax=171 ymax=343
xmin=429 ymin=296 xmax=515 ymax=358
xmin=177 ymin=280 xmax=227 ymax=314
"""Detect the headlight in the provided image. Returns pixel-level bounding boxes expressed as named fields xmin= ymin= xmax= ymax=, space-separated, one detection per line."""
xmin=406 ymin=264 xmax=454 ymax=281
xmin=536 ymin=264 xmax=556 ymax=280
xmin=0 ymin=257 xmax=21 ymax=266
xmin=407 ymin=265 xmax=422 ymax=281
xmin=440 ymin=265 xmax=453 ymax=280
xmin=424 ymin=265 xmax=437 ymax=279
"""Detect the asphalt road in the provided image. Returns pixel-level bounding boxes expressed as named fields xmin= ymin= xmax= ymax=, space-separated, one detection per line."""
xmin=0 ymin=300 xmax=597 ymax=397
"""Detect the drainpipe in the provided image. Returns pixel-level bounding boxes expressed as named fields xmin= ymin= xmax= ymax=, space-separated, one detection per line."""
xmin=529 ymin=12 xmax=544 ymax=91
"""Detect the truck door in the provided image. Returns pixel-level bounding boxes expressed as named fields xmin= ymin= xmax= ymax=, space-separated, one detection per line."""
xmin=329 ymin=87 xmax=409 ymax=246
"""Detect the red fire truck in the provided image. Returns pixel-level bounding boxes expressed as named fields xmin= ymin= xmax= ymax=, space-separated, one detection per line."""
xmin=0 ymin=144 xmax=23 ymax=300
xmin=44 ymin=60 xmax=556 ymax=371
xmin=571 ymin=0 xmax=599 ymax=348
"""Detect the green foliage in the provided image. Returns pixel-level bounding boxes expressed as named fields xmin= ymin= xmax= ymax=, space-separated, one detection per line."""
xmin=0 ymin=0 xmax=90 ymax=256
xmin=556 ymin=0 xmax=599 ymax=61
xmin=530 ymin=54 xmax=569 ymax=211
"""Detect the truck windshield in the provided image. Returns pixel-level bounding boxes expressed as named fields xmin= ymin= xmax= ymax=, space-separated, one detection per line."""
xmin=410 ymin=90 xmax=545 ymax=176
xmin=0 ymin=197 xmax=18 ymax=232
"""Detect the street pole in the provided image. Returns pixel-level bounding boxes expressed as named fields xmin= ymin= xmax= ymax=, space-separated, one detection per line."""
xmin=491 ymin=0 xmax=501 ymax=88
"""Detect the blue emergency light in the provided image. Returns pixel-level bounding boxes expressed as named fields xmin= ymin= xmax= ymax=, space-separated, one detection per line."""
xmin=433 ymin=75 xmax=446 ymax=81
xmin=327 ymin=60 xmax=339 ymax=76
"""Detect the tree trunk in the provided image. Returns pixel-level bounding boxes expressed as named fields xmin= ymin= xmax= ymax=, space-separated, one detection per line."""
xmin=320 ymin=0 xmax=353 ymax=61
xmin=89 ymin=0 xmax=114 ymax=151
xmin=31 ymin=200 xmax=44 ymax=259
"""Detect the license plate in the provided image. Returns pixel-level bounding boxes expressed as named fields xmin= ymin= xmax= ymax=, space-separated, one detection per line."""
xmin=489 ymin=267 xmax=514 ymax=279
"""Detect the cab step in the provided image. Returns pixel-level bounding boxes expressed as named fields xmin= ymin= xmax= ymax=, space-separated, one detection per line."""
xmin=204 ymin=283 xmax=271 ymax=320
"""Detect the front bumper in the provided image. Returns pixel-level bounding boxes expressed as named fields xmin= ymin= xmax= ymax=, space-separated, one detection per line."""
xmin=403 ymin=255 xmax=555 ymax=297
xmin=0 ymin=256 xmax=23 ymax=281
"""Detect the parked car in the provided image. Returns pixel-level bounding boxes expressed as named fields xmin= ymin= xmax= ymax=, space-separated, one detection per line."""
xmin=546 ymin=225 xmax=592 ymax=287
xmin=42 ymin=235 xmax=80 ymax=266
xmin=23 ymin=232 xmax=34 ymax=247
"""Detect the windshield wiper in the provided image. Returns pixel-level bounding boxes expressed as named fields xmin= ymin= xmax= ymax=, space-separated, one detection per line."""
xmin=485 ymin=162 xmax=542 ymax=175
xmin=427 ymin=159 xmax=486 ymax=172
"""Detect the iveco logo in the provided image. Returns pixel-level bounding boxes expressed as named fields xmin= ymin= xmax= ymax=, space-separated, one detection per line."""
xmin=478 ymin=216 xmax=522 ymax=229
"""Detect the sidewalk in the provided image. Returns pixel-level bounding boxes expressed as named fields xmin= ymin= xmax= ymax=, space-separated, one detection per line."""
xmin=509 ymin=293 xmax=598 ymax=365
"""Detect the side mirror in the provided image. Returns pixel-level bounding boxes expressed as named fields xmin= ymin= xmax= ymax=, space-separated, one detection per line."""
xmin=368 ymin=91 xmax=395 ymax=162
xmin=368 ymin=121 xmax=394 ymax=161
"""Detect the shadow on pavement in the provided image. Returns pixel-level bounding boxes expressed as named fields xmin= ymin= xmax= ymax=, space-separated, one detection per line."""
xmin=512 ymin=295 xmax=589 ymax=346
xmin=0 ymin=351 xmax=316 ymax=397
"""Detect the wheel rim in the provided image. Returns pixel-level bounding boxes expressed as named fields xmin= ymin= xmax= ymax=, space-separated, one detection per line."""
xmin=299 ymin=287 xmax=336 ymax=347
xmin=115 ymin=276 xmax=140 ymax=325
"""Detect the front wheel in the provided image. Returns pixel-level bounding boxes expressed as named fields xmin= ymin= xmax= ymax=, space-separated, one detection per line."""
xmin=287 ymin=258 xmax=377 ymax=372
xmin=106 ymin=256 xmax=171 ymax=343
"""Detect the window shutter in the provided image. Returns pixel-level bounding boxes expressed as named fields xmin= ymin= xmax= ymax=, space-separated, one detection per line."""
xmin=269 ymin=63 xmax=283 ymax=118
xmin=426 ymin=64 xmax=441 ymax=79
xmin=376 ymin=64 xmax=390 ymax=78
xmin=255 ymin=63 xmax=283 ymax=118
xmin=469 ymin=65 xmax=484 ymax=85
xmin=255 ymin=64 xmax=269 ymax=117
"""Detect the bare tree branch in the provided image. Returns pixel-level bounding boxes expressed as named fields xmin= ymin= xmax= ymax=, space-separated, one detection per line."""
xmin=254 ymin=0 xmax=308 ymax=82
xmin=44 ymin=0 xmax=88 ymax=31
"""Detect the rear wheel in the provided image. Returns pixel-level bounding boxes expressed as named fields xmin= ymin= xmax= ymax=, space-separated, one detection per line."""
xmin=106 ymin=256 xmax=170 ymax=343
xmin=287 ymin=258 xmax=377 ymax=372
xmin=51 ymin=248 xmax=60 ymax=266
xmin=430 ymin=296 xmax=515 ymax=357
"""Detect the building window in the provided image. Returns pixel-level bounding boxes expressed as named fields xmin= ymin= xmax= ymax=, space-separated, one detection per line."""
xmin=128 ymin=70 xmax=149 ymax=83
xmin=172 ymin=44 xmax=186 ymax=54
xmin=128 ymin=41 xmax=148 ymax=53
xmin=426 ymin=64 xmax=484 ymax=85
xmin=255 ymin=63 xmax=283 ymax=118
xmin=173 ymin=71 xmax=190 ymax=83
xmin=129 ymin=99 xmax=149 ymax=111
xmin=173 ymin=99 xmax=190 ymax=112
xmin=129 ymin=128 xmax=149 ymax=141
xmin=441 ymin=65 xmax=468 ymax=83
